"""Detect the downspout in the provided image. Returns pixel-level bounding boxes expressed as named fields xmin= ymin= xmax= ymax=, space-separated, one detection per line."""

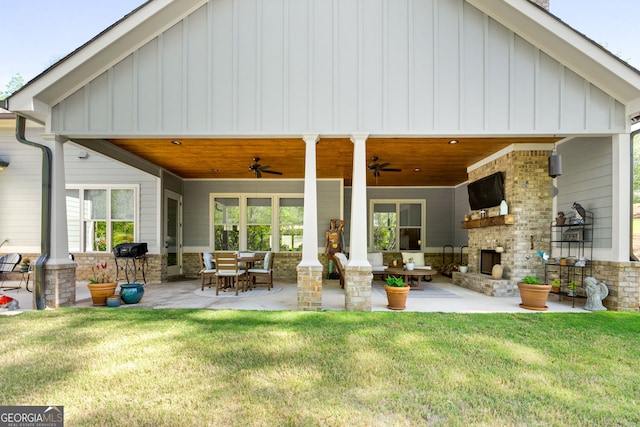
xmin=632 ymin=127 xmax=640 ymax=261
xmin=15 ymin=115 xmax=51 ymax=310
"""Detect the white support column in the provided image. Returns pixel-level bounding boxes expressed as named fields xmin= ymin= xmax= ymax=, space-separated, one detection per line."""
xmin=612 ymin=133 xmax=631 ymax=262
xmin=349 ymin=133 xmax=369 ymax=266
xmin=51 ymin=136 xmax=71 ymax=262
xmin=345 ymin=133 xmax=372 ymax=311
xmin=39 ymin=135 xmax=76 ymax=308
xmin=299 ymin=134 xmax=322 ymax=267
xmin=297 ymin=134 xmax=323 ymax=311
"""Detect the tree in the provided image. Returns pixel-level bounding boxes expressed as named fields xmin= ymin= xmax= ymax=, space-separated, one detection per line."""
xmin=0 ymin=74 xmax=25 ymax=100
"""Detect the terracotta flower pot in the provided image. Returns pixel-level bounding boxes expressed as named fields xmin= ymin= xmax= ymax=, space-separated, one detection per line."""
xmin=87 ymin=282 xmax=118 ymax=306
xmin=385 ymin=285 xmax=410 ymax=310
xmin=517 ymin=282 xmax=552 ymax=311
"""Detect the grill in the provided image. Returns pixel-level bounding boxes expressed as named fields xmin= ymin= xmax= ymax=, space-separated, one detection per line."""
xmin=113 ymin=243 xmax=148 ymax=258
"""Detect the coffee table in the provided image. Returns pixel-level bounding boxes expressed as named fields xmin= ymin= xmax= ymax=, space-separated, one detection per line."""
xmin=384 ymin=267 xmax=437 ymax=290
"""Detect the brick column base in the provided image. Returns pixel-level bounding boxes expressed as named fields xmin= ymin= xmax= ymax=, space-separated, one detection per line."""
xmin=344 ymin=266 xmax=372 ymax=311
xmin=297 ymin=264 xmax=323 ymax=311
xmin=41 ymin=261 xmax=76 ymax=308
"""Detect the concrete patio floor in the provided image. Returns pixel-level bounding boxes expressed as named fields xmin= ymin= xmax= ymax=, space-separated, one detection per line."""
xmin=1 ymin=275 xmax=590 ymax=314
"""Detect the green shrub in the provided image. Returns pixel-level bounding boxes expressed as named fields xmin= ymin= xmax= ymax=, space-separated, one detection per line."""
xmin=520 ymin=275 xmax=544 ymax=285
xmin=385 ymin=276 xmax=407 ymax=287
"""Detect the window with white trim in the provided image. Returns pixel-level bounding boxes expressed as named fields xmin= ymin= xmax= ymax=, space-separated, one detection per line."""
xmin=66 ymin=186 xmax=138 ymax=252
xmin=212 ymin=194 xmax=304 ymax=252
xmin=370 ymin=200 xmax=425 ymax=251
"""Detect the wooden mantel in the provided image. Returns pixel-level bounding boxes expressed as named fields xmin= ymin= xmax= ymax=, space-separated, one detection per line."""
xmin=462 ymin=214 xmax=515 ymax=229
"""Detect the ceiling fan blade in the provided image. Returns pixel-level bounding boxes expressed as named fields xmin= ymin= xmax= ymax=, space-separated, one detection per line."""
xmin=258 ymin=165 xmax=271 ymax=170
xmin=262 ymin=169 xmax=283 ymax=175
xmin=255 ymin=169 xmax=262 ymax=178
xmin=381 ymin=168 xmax=402 ymax=172
xmin=378 ymin=162 xmax=391 ymax=169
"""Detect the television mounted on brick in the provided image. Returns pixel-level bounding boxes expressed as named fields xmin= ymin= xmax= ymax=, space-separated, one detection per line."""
xmin=467 ymin=172 xmax=505 ymax=211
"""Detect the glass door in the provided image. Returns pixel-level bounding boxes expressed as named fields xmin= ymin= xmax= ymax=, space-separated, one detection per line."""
xmin=165 ymin=190 xmax=182 ymax=277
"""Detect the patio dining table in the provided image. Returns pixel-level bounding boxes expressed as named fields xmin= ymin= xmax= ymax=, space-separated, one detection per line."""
xmin=384 ymin=267 xmax=437 ymax=290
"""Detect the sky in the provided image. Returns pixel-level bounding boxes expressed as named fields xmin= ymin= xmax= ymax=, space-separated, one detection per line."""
xmin=1 ymin=0 xmax=638 ymax=90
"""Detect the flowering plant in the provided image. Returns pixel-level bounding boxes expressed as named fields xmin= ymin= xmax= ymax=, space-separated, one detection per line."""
xmin=89 ymin=261 xmax=112 ymax=284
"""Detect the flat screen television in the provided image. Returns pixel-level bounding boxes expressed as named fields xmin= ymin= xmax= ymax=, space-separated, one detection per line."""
xmin=467 ymin=172 xmax=505 ymax=210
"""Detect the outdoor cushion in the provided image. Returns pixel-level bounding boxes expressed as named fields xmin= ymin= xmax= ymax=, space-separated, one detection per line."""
xmin=334 ymin=252 xmax=348 ymax=267
xmin=263 ymin=251 xmax=270 ymax=270
xmin=367 ymin=252 xmax=383 ymax=267
xmin=203 ymin=252 xmax=214 ymax=270
xmin=401 ymin=252 xmax=425 ymax=267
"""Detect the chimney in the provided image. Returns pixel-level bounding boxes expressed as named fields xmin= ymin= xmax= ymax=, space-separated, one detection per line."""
xmin=528 ymin=0 xmax=549 ymax=10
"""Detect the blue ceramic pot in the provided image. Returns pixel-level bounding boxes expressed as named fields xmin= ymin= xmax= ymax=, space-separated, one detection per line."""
xmin=119 ymin=283 xmax=145 ymax=304
xmin=106 ymin=295 xmax=121 ymax=307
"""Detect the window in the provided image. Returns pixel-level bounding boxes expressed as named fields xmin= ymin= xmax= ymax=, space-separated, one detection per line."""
xmin=67 ymin=186 xmax=137 ymax=252
xmin=212 ymin=194 xmax=303 ymax=252
xmin=214 ymin=198 xmax=240 ymax=251
xmin=371 ymin=200 xmax=424 ymax=251
xmin=279 ymin=198 xmax=304 ymax=251
xmin=247 ymin=198 xmax=272 ymax=251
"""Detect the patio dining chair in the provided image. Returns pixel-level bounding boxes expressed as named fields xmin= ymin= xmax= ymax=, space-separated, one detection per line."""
xmin=200 ymin=252 xmax=216 ymax=291
xmin=248 ymin=251 xmax=273 ymax=290
xmin=214 ymin=252 xmax=248 ymax=296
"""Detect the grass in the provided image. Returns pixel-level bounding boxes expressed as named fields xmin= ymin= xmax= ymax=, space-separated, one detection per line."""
xmin=1 ymin=309 xmax=639 ymax=426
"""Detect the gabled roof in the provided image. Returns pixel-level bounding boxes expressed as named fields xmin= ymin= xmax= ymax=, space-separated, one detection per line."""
xmin=8 ymin=0 xmax=640 ymax=125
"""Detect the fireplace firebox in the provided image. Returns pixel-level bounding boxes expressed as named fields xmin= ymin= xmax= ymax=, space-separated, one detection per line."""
xmin=480 ymin=250 xmax=501 ymax=275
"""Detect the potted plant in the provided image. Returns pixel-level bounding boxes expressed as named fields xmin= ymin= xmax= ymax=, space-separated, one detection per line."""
xmin=385 ymin=276 xmax=410 ymax=310
xmin=551 ymin=278 xmax=561 ymax=293
xmin=495 ymin=244 xmax=504 ymax=253
xmin=405 ymin=257 xmax=415 ymax=271
xmin=87 ymin=261 xmax=118 ymax=306
xmin=20 ymin=257 xmax=31 ymax=272
xmin=567 ymin=280 xmax=578 ymax=296
xmin=517 ymin=275 xmax=552 ymax=311
xmin=459 ymin=262 xmax=468 ymax=273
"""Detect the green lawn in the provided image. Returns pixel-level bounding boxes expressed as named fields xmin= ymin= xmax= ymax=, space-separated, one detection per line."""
xmin=2 ymin=309 xmax=639 ymax=426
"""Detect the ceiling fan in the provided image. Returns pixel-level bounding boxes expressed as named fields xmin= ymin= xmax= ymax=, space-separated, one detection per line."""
xmin=368 ymin=156 xmax=402 ymax=178
xmin=249 ymin=157 xmax=283 ymax=178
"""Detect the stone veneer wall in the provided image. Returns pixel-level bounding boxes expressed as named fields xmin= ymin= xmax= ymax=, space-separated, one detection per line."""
xmin=593 ymin=261 xmax=640 ymax=311
xmin=182 ymin=251 xmax=459 ymax=280
xmin=73 ymin=253 xmax=164 ymax=285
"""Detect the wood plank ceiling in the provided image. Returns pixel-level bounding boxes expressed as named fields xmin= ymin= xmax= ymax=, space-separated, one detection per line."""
xmin=108 ymin=137 xmax=560 ymax=186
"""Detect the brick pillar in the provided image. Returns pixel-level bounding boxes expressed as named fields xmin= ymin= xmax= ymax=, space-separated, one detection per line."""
xmin=297 ymin=264 xmax=323 ymax=311
xmin=344 ymin=265 xmax=372 ymax=311
xmin=41 ymin=261 xmax=76 ymax=308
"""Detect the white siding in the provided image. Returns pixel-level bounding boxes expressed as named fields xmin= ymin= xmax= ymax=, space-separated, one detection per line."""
xmin=557 ymin=137 xmax=613 ymax=251
xmin=51 ymin=0 xmax=626 ymax=137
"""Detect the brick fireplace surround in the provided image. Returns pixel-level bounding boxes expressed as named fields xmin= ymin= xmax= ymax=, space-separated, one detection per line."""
xmin=452 ymin=150 xmax=639 ymax=311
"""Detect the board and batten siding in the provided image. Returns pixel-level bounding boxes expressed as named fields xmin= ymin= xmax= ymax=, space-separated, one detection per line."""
xmin=50 ymin=0 xmax=625 ymax=138
xmin=556 ymin=137 xmax=613 ymax=255
xmin=182 ymin=179 xmax=343 ymax=250
xmin=64 ymin=144 xmax=161 ymax=253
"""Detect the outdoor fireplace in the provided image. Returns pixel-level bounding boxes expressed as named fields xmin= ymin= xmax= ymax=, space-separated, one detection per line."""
xmin=480 ymin=250 xmax=501 ymax=275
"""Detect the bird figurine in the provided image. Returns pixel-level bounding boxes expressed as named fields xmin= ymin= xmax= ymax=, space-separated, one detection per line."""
xmin=572 ymin=202 xmax=586 ymax=224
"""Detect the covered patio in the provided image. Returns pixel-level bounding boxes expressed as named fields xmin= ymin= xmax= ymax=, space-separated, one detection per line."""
xmin=1 ymin=275 xmax=588 ymax=314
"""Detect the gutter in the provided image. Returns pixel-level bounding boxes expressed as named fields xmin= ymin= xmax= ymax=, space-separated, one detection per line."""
xmin=632 ymin=127 xmax=640 ymax=262
xmin=15 ymin=115 xmax=51 ymax=310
